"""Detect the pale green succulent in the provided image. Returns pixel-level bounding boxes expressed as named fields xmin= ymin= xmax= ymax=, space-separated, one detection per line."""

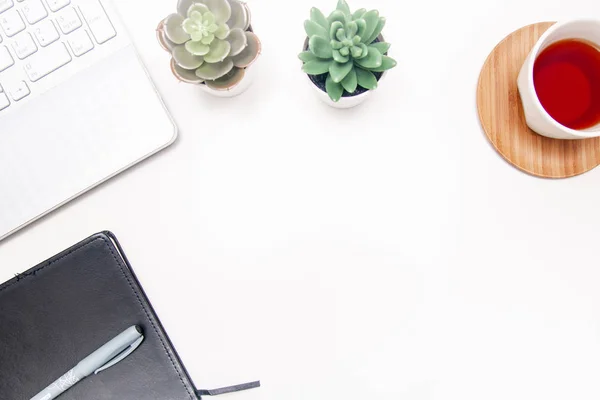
xmin=182 ymin=6 xmax=230 ymax=61
xmin=157 ymin=0 xmax=261 ymax=91
xmin=299 ymin=0 xmax=397 ymax=102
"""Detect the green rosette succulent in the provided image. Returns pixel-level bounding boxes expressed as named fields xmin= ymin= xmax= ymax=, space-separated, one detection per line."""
xmin=299 ymin=0 xmax=397 ymax=102
xmin=158 ymin=0 xmax=261 ymax=91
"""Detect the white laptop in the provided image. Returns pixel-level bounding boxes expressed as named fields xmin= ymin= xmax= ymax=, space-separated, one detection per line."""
xmin=0 ymin=0 xmax=177 ymax=241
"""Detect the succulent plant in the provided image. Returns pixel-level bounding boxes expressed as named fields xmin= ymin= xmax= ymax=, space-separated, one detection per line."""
xmin=299 ymin=0 xmax=397 ymax=102
xmin=157 ymin=0 xmax=261 ymax=91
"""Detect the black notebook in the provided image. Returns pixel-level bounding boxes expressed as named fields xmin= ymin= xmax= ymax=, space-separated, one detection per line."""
xmin=0 ymin=231 xmax=259 ymax=399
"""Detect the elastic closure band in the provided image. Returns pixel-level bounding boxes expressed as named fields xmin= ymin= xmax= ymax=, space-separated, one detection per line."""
xmin=197 ymin=381 xmax=261 ymax=398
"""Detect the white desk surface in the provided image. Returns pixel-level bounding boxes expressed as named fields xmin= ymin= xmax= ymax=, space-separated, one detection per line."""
xmin=2 ymin=0 xmax=600 ymax=399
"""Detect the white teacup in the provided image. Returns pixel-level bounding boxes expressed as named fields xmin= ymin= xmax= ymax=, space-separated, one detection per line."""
xmin=517 ymin=19 xmax=600 ymax=140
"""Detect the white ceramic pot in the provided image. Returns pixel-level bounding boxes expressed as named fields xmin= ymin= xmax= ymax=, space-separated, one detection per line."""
xmin=307 ymin=70 xmax=387 ymax=109
xmin=517 ymin=19 xmax=600 ymax=139
xmin=199 ymin=62 xmax=257 ymax=98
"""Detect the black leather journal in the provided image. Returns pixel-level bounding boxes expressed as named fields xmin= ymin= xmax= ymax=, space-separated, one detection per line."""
xmin=0 ymin=231 xmax=259 ymax=399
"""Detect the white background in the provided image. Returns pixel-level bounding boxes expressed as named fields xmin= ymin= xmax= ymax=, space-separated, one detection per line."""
xmin=2 ymin=0 xmax=600 ymax=399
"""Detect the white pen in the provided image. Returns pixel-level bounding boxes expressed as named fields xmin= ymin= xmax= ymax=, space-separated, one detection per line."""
xmin=30 ymin=326 xmax=144 ymax=400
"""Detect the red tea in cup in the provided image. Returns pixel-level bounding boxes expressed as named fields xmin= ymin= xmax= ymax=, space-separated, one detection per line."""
xmin=533 ymin=39 xmax=600 ymax=130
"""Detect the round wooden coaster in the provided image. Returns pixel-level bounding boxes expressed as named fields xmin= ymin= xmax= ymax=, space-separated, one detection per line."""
xmin=477 ymin=22 xmax=600 ymax=178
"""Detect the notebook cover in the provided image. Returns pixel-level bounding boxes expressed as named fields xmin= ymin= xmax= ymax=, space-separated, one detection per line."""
xmin=0 ymin=231 xmax=199 ymax=400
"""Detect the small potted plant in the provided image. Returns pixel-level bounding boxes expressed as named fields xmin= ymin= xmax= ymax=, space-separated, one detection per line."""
xmin=299 ymin=0 xmax=397 ymax=108
xmin=157 ymin=0 xmax=261 ymax=98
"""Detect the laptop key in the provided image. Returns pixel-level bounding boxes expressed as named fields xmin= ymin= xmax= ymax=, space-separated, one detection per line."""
xmin=33 ymin=19 xmax=59 ymax=46
xmin=0 ymin=9 xmax=25 ymax=37
xmin=7 ymin=79 xmax=29 ymax=100
xmin=55 ymin=6 xmax=80 ymax=34
xmin=11 ymin=32 xmax=37 ymax=59
xmin=0 ymin=91 xmax=9 ymax=110
xmin=0 ymin=44 xmax=14 ymax=71
xmin=0 ymin=0 xmax=13 ymax=13
xmin=78 ymin=0 xmax=114 ymax=44
xmin=44 ymin=0 xmax=69 ymax=12
xmin=23 ymin=41 xmax=71 ymax=81
xmin=67 ymin=28 xmax=92 ymax=56
xmin=21 ymin=0 xmax=48 ymax=24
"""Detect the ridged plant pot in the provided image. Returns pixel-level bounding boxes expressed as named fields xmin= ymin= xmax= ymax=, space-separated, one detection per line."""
xmin=197 ymin=55 xmax=258 ymax=98
xmin=302 ymin=35 xmax=388 ymax=109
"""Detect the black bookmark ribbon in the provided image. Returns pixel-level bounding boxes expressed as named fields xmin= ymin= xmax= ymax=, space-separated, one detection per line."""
xmin=197 ymin=381 xmax=261 ymax=398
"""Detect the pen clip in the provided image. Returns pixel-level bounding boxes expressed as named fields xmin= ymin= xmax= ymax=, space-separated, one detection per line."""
xmin=94 ymin=335 xmax=144 ymax=374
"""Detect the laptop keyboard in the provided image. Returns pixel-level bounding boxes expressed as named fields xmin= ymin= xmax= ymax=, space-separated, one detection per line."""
xmin=0 ymin=0 xmax=117 ymax=112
